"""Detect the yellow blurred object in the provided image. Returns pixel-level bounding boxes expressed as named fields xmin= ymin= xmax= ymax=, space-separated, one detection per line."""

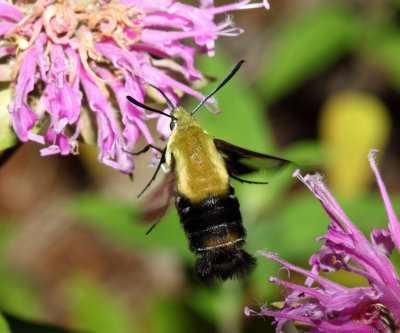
xmin=319 ymin=91 xmax=390 ymax=196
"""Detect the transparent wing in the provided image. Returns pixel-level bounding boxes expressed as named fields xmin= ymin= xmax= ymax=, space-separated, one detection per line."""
xmin=140 ymin=168 xmax=175 ymax=229
xmin=214 ymin=139 xmax=290 ymax=179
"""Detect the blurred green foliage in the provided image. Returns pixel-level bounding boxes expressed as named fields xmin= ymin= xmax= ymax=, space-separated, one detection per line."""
xmin=1 ymin=1 xmax=400 ymax=332
xmin=257 ymin=4 xmax=359 ymax=104
xmin=65 ymin=276 xmax=140 ymax=333
xmin=0 ymin=312 xmax=11 ymax=333
xmin=0 ymin=88 xmax=18 ymax=151
xmin=0 ymin=225 xmax=45 ymax=320
xmin=69 ymin=194 xmax=189 ymax=259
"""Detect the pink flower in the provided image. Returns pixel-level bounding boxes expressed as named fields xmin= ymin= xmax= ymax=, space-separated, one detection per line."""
xmin=1 ymin=0 xmax=269 ymax=173
xmin=246 ymin=150 xmax=400 ymax=333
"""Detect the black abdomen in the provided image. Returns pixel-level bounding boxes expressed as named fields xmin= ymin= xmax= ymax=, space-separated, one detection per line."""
xmin=175 ymin=185 xmax=256 ymax=285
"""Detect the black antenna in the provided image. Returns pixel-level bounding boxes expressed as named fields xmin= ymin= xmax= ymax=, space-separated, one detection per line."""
xmin=126 ymin=96 xmax=176 ymax=120
xmin=191 ymin=60 xmax=245 ymax=115
xmin=149 ymin=84 xmax=176 ymax=110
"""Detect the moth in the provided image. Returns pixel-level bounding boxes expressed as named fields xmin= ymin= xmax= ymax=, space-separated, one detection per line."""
xmin=127 ymin=61 xmax=289 ymax=285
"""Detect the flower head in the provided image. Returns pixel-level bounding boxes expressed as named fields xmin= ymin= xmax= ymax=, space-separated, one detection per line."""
xmin=246 ymin=150 xmax=400 ymax=332
xmin=1 ymin=0 xmax=268 ymax=173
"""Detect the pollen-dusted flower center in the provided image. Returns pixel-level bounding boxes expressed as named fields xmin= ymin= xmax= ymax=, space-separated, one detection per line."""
xmin=43 ymin=4 xmax=78 ymax=44
xmin=5 ymin=0 xmax=145 ymax=86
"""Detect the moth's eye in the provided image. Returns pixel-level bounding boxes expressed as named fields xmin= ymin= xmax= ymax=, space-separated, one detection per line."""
xmin=170 ymin=121 xmax=177 ymax=131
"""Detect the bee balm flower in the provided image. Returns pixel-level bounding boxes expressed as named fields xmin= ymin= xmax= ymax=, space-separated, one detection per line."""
xmin=1 ymin=0 xmax=268 ymax=173
xmin=246 ymin=150 xmax=400 ymax=333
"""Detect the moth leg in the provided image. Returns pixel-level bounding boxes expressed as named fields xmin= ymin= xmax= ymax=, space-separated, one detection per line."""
xmin=125 ymin=144 xmax=164 ymax=155
xmin=125 ymin=144 xmax=163 ymax=183
xmin=229 ymin=174 xmax=268 ymax=185
xmin=138 ymin=148 xmax=166 ymax=198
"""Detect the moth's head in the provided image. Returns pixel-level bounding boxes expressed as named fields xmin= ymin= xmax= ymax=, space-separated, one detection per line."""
xmin=170 ymin=107 xmax=193 ymax=131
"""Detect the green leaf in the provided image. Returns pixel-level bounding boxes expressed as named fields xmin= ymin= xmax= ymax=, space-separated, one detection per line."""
xmin=65 ymin=276 xmax=139 ymax=333
xmin=146 ymin=298 xmax=189 ymax=333
xmin=0 ymin=271 xmax=45 ymax=321
xmin=387 ymin=0 xmax=400 ymax=8
xmin=370 ymin=23 xmax=400 ymax=91
xmin=145 ymin=294 xmax=220 ymax=333
xmin=4 ymin=313 xmax=83 ymax=333
xmin=247 ymin=194 xmax=326 ymax=261
xmin=0 ymin=88 xmax=19 ymax=151
xmin=0 ymin=312 xmax=11 ymax=333
xmin=79 ymin=107 xmax=97 ymax=146
xmin=0 ymin=225 xmax=45 ymax=321
xmin=188 ymin=287 xmax=220 ymax=324
xmin=68 ymin=194 xmax=190 ymax=259
xmin=257 ymin=5 xmax=359 ymax=103
xmin=188 ymin=282 xmax=240 ymax=324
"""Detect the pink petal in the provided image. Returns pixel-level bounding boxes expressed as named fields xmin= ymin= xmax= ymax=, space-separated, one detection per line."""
xmin=0 ymin=45 xmax=16 ymax=58
xmin=80 ymin=65 xmax=133 ymax=173
xmin=371 ymin=228 xmax=395 ymax=257
xmin=9 ymin=47 xmax=39 ymax=141
xmin=368 ymin=150 xmax=400 ymax=254
xmin=0 ymin=22 xmax=15 ymax=36
xmin=0 ymin=4 xmax=24 ymax=22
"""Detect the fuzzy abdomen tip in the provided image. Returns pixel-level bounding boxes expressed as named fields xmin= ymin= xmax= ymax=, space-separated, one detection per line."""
xmin=195 ymin=249 xmax=256 ymax=286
